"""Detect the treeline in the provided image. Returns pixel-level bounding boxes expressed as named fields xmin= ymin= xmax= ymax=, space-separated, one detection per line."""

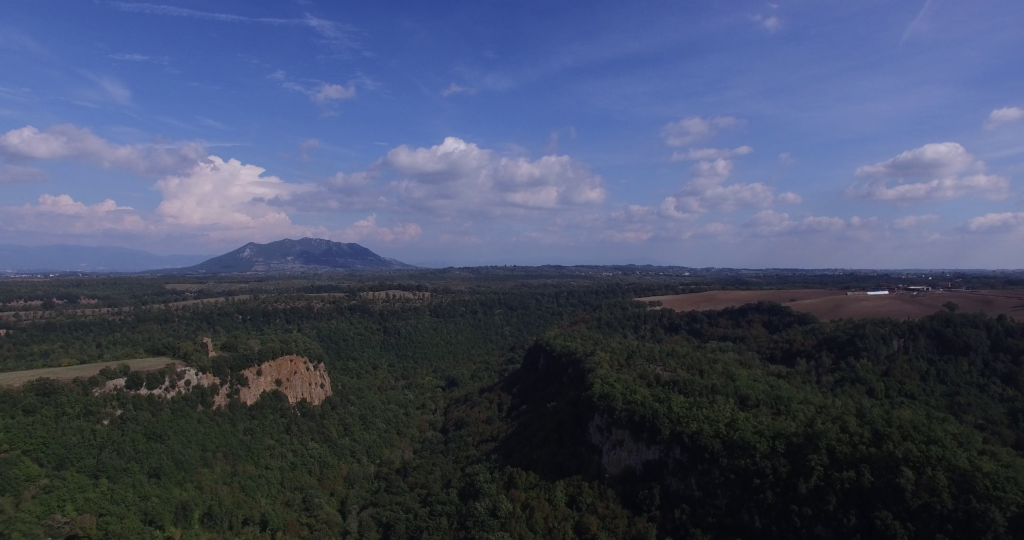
xmin=487 ymin=302 xmax=1024 ymax=538
xmin=1 ymin=284 xmax=669 ymax=539
xmin=2 ymin=284 xmax=1024 ymax=539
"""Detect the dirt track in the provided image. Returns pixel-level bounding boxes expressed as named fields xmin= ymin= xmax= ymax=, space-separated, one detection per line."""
xmin=0 ymin=357 xmax=181 ymax=387
xmin=639 ymin=290 xmax=1024 ymax=321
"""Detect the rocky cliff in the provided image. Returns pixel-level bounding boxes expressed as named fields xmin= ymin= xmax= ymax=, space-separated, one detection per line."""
xmin=236 ymin=355 xmax=331 ymax=406
xmin=97 ymin=355 xmax=332 ymax=407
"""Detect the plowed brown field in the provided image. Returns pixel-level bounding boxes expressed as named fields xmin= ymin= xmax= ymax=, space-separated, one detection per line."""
xmin=639 ymin=290 xmax=1024 ymax=321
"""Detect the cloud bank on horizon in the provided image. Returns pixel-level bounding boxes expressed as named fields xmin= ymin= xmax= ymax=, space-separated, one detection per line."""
xmin=0 ymin=0 xmax=1022 ymax=268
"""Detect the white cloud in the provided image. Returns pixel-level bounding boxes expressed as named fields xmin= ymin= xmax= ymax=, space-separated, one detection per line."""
xmin=81 ymin=73 xmax=133 ymax=105
xmin=0 ymin=194 xmax=147 ymax=235
xmin=964 ymin=212 xmax=1024 ymax=233
xmin=111 ymin=3 xmax=360 ymax=51
xmin=848 ymin=142 xmax=1009 ymax=202
xmin=663 ymin=158 xmax=802 ymax=214
xmin=1 ymin=155 xmax=422 ymax=247
xmin=776 ymin=192 xmax=802 ymax=204
xmin=779 ymin=152 xmax=794 ymax=164
xmin=745 ymin=210 xmax=847 ymax=236
xmin=892 ymin=214 xmax=939 ymax=230
xmin=658 ymin=197 xmax=698 ymax=221
xmin=381 ymin=137 xmax=606 ymax=214
xmin=281 ymin=170 xmax=383 ymax=213
xmin=603 ymin=230 xmax=654 ymax=243
xmin=109 ymin=53 xmax=169 ymax=64
xmin=671 ymin=146 xmax=752 ymax=161
xmin=336 ymin=214 xmax=422 ymax=243
xmin=985 ymin=107 xmax=1024 ymax=129
xmin=661 ymin=116 xmax=742 ymax=147
xmin=313 ymin=83 xmax=356 ymax=103
xmin=0 ymin=124 xmax=205 ymax=175
xmin=154 ymin=156 xmax=315 ymax=240
xmin=752 ymin=14 xmax=782 ymax=33
xmin=442 ymin=82 xmax=476 ymax=97
xmin=0 ymin=164 xmax=46 ymax=184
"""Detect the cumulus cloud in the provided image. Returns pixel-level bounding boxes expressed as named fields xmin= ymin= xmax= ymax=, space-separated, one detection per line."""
xmin=964 ymin=212 xmax=1024 ymax=233
xmin=848 ymin=142 xmax=1009 ymax=202
xmin=1 ymin=155 xmax=422 ymax=246
xmin=661 ymin=116 xmax=742 ymax=147
xmin=0 ymin=124 xmax=205 ymax=175
xmin=313 ymin=83 xmax=356 ymax=103
xmin=151 ymin=157 xmax=420 ymax=244
xmin=442 ymin=82 xmax=476 ymax=97
xmin=671 ymin=146 xmax=753 ymax=161
xmin=154 ymin=156 xmax=315 ymax=240
xmin=380 ymin=137 xmax=606 ymax=214
xmin=280 ymin=170 xmax=384 ymax=213
xmin=985 ymin=107 xmax=1024 ymax=129
xmin=744 ymin=210 xmax=848 ymax=236
xmin=0 ymin=194 xmax=147 ymax=235
xmin=336 ymin=214 xmax=422 ymax=243
xmin=659 ymin=158 xmax=801 ymax=217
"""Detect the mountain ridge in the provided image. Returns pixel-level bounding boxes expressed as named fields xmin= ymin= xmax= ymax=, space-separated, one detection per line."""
xmin=160 ymin=237 xmax=414 ymax=274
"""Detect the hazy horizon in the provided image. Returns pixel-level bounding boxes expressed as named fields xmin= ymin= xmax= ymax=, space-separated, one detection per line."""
xmin=1 ymin=1 xmax=1023 ymax=268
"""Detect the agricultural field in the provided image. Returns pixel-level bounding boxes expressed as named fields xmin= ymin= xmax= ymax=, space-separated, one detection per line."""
xmin=641 ymin=289 xmax=1024 ymax=320
xmin=0 ymin=357 xmax=179 ymax=387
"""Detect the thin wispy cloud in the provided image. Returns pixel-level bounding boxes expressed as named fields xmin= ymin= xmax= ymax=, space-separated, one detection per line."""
xmin=109 ymin=53 xmax=169 ymax=64
xmin=442 ymin=83 xmax=476 ymax=98
xmin=751 ymin=14 xmax=782 ymax=33
xmin=109 ymin=2 xmax=360 ymax=50
xmin=901 ymin=0 xmax=934 ymax=44
xmin=78 ymin=72 xmax=133 ymax=106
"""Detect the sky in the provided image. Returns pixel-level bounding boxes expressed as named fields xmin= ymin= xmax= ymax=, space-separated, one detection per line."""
xmin=1 ymin=0 xmax=1023 ymax=268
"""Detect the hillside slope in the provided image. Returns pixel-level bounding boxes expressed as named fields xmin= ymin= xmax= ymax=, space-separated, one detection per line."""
xmin=483 ymin=303 xmax=1024 ymax=538
xmin=163 ymin=237 xmax=414 ymax=273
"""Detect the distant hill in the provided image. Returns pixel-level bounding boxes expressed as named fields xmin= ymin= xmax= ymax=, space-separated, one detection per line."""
xmin=162 ymin=238 xmax=414 ymax=274
xmin=0 ymin=244 xmax=209 ymax=273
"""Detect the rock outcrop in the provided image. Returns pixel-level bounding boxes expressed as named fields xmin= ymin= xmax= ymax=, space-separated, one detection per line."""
xmin=237 ymin=355 xmax=332 ymax=405
xmin=97 ymin=355 xmax=332 ymax=408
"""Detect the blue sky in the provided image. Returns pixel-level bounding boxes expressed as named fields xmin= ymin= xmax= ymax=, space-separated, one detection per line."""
xmin=1 ymin=0 xmax=1023 ymax=267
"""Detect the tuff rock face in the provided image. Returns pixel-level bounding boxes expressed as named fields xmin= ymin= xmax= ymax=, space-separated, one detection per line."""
xmin=97 ymin=355 xmax=332 ymax=408
xmin=237 ymin=355 xmax=332 ymax=406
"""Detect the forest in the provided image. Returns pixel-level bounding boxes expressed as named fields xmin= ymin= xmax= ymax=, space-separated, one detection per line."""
xmin=1 ymin=274 xmax=1023 ymax=539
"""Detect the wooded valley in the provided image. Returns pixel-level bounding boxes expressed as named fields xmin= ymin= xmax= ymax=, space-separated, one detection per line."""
xmin=1 ymin=274 xmax=1023 ymax=539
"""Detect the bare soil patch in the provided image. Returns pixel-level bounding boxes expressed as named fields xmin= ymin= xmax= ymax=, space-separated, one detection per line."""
xmin=0 ymin=357 xmax=181 ymax=387
xmin=640 ymin=290 xmax=1024 ymax=321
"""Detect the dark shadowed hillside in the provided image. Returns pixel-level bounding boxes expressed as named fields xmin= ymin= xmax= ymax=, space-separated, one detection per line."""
xmin=160 ymin=237 xmax=414 ymax=274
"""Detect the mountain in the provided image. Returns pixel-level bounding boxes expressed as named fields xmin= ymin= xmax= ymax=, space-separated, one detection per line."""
xmin=0 ymin=244 xmax=209 ymax=273
xmin=163 ymin=238 xmax=414 ymax=274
